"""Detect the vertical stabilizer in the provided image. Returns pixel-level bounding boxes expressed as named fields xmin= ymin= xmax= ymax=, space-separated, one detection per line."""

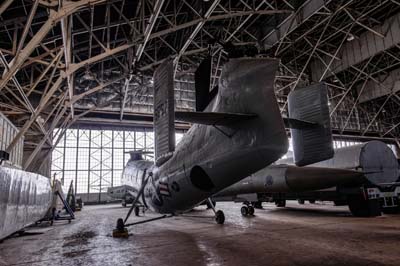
xmin=288 ymin=83 xmax=333 ymax=166
xmin=153 ymin=60 xmax=175 ymax=166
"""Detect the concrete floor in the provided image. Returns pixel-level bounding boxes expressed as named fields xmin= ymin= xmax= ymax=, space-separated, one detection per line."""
xmin=1 ymin=201 xmax=399 ymax=266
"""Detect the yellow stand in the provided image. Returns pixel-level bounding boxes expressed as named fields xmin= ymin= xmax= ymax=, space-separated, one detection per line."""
xmin=112 ymin=228 xmax=129 ymax=238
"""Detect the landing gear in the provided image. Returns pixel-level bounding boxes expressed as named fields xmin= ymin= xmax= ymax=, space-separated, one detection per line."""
xmin=298 ymin=199 xmax=305 ymax=205
xmin=207 ymin=198 xmax=225 ymax=224
xmin=248 ymin=206 xmax=255 ymax=215
xmin=134 ymin=206 xmax=140 ymax=216
xmin=241 ymin=206 xmax=249 ymax=216
xmin=275 ymin=199 xmax=286 ymax=207
xmin=122 ymin=201 xmax=127 ymax=207
xmin=309 ymin=200 xmax=316 ymax=204
xmin=241 ymin=204 xmax=255 ymax=217
xmin=206 ymin=200 xmax=216 ymax=209
xmin=215 ymin=210 xmax=225 ymax=224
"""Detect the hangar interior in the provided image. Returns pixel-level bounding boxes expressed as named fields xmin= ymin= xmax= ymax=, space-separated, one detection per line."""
xmin=1 ymin=0 xmax=400 ymax=265
xmin=1 ymin=0 xmax=400 ymax=201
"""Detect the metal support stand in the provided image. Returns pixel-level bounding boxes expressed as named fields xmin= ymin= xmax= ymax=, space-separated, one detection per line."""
xmin=113 ymin=171 xmax=152 ymax=238
xmin=125 ymin=214 xmax=174 ymax=227
xmin=123 ymin=170 xmax=149 ymax=224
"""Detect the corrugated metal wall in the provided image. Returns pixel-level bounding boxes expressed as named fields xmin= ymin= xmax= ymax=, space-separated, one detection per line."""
xmin=0 ymin=112 xmax=23 ymax=168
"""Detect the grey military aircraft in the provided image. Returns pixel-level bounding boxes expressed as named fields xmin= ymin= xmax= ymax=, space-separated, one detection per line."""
xmin=213 ymin=140 xmax=399 ymax=217
xmin=113 ymin=56 xmax=333 ymax=235
xmin=212 ymin=163 xmax=365 ymax=216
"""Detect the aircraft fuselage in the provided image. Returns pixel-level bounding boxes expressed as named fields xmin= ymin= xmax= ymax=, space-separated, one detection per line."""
xmin=122 ymin=59 xmax=288 ymax=214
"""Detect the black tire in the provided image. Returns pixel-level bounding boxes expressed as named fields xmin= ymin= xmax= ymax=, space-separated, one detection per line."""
xmin=309 ymin=200 xmax=316 ymax=204
xmin=122 ymin=201 xmax=127 ymax=207
xmin=348 ymin=196 xmax=381 ymax=217
xmin=275 ymin=200 xmax=286 ymax=207
xmin=215 ymin=210 xmax=225 ymax=224
xmin=241 ymin=206 xmax=249 ymax=216
xmin=134 ymin=206 xmax=140 ymax=216
xmin=298 ymin=199 xmax=305 ymax=205
xmin=248 ymin=206 xmax=255 ymax=216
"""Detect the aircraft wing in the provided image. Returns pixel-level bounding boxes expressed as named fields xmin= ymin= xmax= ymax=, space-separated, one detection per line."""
xmin=175 ymin=111 xmax=257 ymax=125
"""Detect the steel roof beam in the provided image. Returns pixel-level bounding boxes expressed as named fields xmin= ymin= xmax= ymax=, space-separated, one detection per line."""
xmin=310 ymin=2 xmax=398 ymax=81
xmin=173 ymin=0 xmax=221 ymax=67
xmin=61 ymin=14 xmax=74 ymax=118
xmin=0 ymin=0 xmax=14 ymax=17
xmin=261 ymin=0 xmax=333 ymax=49
xmin=0 ymin=0 xmax=107 ymax=91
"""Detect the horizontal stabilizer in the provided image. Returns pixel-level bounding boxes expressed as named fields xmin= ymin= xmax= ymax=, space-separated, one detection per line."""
xmin=175 ymin=111 xmax=257 ymax=125
xmin=282 ymin=117 xmax=318 ymax=129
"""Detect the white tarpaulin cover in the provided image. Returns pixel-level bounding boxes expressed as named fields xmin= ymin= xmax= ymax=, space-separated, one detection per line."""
xmin=0 ymin=166 xmax=52 ymax=239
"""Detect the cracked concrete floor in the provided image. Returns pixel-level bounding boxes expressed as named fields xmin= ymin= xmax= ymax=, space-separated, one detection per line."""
xmin=1 ymin=201 xmax=399 ymax=266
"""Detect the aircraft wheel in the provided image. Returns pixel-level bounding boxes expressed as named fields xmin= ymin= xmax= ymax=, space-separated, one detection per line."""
xmin=298 ymin=199 xmax=305 ymax=205
xmin=122 ymin=201 xmax=127 ymax=207
xmin=215 ymin=210 xmax=225 ymax=224
xmin=134 ymin=206 xmax=140 ymax=216
xmin=248 ymin=206 xmax=255 ymax=216
xmin=309 ymin=200 xmax=316 ymax=204
xmin=241 ymin=206 xmax=249 ymax=216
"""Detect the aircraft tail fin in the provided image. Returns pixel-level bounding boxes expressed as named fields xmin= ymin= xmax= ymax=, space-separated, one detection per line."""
xmin=153 ymin=60 xmax=175 ymax=166
xmin=288 ymin=83 xmax=334 ymax=166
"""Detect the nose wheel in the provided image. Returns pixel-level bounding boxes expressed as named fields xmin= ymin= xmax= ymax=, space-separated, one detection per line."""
xmin=207 ymin=198 xmax=225 ymax=224
xmin=215 ymin=210 xmax=225 ymax=224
